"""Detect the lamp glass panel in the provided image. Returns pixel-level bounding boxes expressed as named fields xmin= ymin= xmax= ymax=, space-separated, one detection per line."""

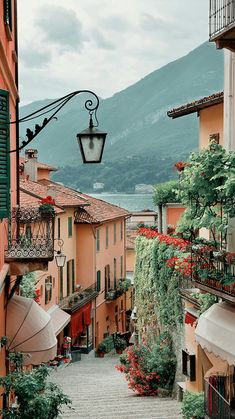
xmin=80 ymin=135 xmax=105 ymax=162
xmin=55 ymin=254 xmax=66 ymax=268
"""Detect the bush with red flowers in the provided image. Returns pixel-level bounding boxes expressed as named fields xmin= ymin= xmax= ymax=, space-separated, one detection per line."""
xmin=115 ymin=332 xmax=176 ymax=396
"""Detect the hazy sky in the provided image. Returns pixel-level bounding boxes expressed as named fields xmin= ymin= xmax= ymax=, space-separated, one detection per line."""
xmin=18 ymin=0 xmax=209 ymax=104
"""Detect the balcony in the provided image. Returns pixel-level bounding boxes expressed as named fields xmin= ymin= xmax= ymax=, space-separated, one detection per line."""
xmin=209 ymin=0 xmax=235 ymax=51
xmin=105 ymin=278 xmax=131 ymax=302
xmin=204 ymin=378 xmax=235 ymax=418
xmin=191 ymin=247 xmax=235 ymax=303
xmin=5 ymin=207 xmax=55 ymax=274
xmin=58 ymin=283 xmax=98 ymax=312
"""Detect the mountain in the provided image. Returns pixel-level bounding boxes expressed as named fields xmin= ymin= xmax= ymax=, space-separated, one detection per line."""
xmin=20 ymin=41 xmax=224 ymax=192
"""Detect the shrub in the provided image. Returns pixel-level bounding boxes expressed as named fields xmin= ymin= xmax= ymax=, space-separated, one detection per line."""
xmin=182 ymin=391 xmax=204 ymax=419
xmin=114 ymin=336 xmax=127 ymax=351
xmin=97 ymin=336 xmax=114 ymax=354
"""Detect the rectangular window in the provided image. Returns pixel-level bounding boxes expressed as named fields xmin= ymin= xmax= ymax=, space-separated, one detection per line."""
xmin=114 ymin=258 xmax=117 ymax=288
xmin=96 ymin=228 xmax=100 ymax=252
xmin=71 ymin=259 xmax=75 ymax=293
xmin=45 ymin=276 xmax=52 ymax=305
xmin=67 ymin=261 xmax=70 ymax=296
xmin=120 ymin=221 xmax=123 ymax=241
xmin=114 ymin=223 xmax=117 ymax=244
xmin=68 ymin=216 xmax=73 ymax=237
xmin=96 ymin=270 xmax=101 ymax=292
xmin=58 ymin=218 xmax=61 ymax=239
xmin=106 ymin=225 xmax=109 ymax=248
xmin=0 ymin=89 xmax=10 ymax=220
xmin=120 ymin=256 xmax=123 ymax=278
xmin=59 ymin=267 xmax=63 ymax=299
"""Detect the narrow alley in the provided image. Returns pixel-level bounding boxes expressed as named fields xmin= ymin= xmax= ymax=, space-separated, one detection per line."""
xmin=51 ymin=353 xmax=183 ymax=419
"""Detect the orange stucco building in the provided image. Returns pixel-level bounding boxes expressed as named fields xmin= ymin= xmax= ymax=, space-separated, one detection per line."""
xmin=19 ymin=150 xmax=131 ymax=354
xmin=0 ymin=0 xmax=18 ymax=382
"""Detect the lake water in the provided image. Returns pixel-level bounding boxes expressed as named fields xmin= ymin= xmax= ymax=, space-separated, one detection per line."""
xmin=90 ymin=193 xmax=155 ymax=212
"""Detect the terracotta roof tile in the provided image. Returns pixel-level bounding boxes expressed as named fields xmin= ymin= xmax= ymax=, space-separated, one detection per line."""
xmin=78 ymin=193 xmax=130 ymax=223
xmin=20 ymin=190 xmax=63 ymax=214
xmin=38 ymin=180 xmax=129 ymax=222
xmin=167 ymin=91 xmax=224 ymax=119
xmin=21 ymin=179 xmax=88 ymax=208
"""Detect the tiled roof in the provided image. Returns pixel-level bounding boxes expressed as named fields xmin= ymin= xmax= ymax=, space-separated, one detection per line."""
xmin=21 ymin=179 xmax=89 ymax=208
xmin=20 ymin=190 xmax=64 ymax=214
xmin=76 ymin=192 xmax=129 ymax=223
xmin=167 ymin=92 xmax=224 ymax=119
xmin=19 ymin=157 xmax=57 ymax=171
xmin=38 ymin=180 xmax=129 ymax=223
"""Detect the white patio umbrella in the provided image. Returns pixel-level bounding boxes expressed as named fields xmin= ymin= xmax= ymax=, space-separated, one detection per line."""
xmin=6 ymin=295 xmax=57 ymax=365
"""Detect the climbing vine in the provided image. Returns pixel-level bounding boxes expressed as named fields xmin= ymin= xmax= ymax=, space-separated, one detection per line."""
xmin=134 ymin=230 xmax=188 ymax=344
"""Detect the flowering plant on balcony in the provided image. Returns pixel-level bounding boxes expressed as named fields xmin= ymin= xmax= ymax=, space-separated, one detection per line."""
xmin=174 ymin=161 xmax=188 ymax=172
xmin=38 ymin=196 xmax=55 ymax=216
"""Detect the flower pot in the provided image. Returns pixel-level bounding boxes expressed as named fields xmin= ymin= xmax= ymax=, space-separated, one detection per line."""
xmin=116 ymin=349 xmax=123 ymax=355
xmin=97 ymin=352 xmax=105 ymax=358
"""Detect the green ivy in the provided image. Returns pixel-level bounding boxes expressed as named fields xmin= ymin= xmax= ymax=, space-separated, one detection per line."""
xmin=134 ymin=236 xmax=183 ymax=344
xmin=19 ymin=272 xmax=37 ymax=299
xmin=182 ymin=391 xmax=204 ymax=419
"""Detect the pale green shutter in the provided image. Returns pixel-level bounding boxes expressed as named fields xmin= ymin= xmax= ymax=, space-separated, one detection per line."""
xmin=0 ymin=89 xmax=10 ymax=219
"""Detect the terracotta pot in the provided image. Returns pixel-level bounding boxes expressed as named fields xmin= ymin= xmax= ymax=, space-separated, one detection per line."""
xmin=97 ymin=352 xmax=105 ymax=358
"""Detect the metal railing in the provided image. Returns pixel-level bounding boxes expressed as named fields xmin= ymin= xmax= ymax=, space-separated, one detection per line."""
xmin=209 ymin=0 xmax=235 ymax=38
xmin=192 ymin=249 xmax=235 ymax=297
xmin=58 ymin=283 xmax=98 ymax=310
xmin=204 ymin=378 xmax=233 ymax=418
xmin=5 ymin=207 xmax=55 ymax=261
xmin=105 ymin=278 xmax=131 ymax=301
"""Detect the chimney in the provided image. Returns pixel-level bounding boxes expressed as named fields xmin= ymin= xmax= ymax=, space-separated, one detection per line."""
xmin=24 ymin=149 xmax=38 ymax=181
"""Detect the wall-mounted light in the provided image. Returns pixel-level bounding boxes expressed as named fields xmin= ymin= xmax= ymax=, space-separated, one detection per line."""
xmin=54 ymin=239 xmax=66 ymax=268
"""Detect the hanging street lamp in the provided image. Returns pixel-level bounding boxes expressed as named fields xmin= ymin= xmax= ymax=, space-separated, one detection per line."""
xmin=8 ymin=90 xmax=107 ymax=163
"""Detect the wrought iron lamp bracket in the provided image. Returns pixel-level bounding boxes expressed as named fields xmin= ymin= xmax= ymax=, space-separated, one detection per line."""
xmin=7 ymin=90 xmax=100 ymax=153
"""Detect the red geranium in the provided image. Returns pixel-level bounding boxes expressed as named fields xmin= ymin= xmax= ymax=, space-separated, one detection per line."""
xmin=39 ymin=195 xmax=55 ymax=205
xmin=174 ymin=161 xmax=188 ymax=172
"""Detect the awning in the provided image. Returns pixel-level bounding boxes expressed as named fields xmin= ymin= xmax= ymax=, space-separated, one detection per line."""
xmin=195 ymin=302 xmax=235 ymax=365
xmin=71 ymin=302 xmax=91 ymax=338
xmin=6 ymin=295 xmax=57 ymax=365
xmin=47 ymin=305 xmax=71 ymax=336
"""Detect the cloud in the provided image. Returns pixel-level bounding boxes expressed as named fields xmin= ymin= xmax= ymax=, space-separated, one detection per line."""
xmin=35 ymin=5 xmax=86 ymax=51
xmin=92 ymin=29 xmax=115 ymax=50
xmin=20 ymin=48 xmax=51 ymax=68
xmin=100 ymin=15 xmax=131 ymax=32
xmin=140 ymin=13 xmax=169 ymax=32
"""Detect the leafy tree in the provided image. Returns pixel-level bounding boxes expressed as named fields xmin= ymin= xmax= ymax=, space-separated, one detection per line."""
xmin=153 ymin=180 xmax=180 ymax=206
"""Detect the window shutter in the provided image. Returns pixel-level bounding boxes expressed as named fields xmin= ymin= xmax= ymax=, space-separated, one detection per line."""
xmin=0 ymin=89 xmax=10 ymax=220
xmin=71 ymin=259 xmax=75 ymax=293
xmin=3 ymin=0 xmax=12 ymax=31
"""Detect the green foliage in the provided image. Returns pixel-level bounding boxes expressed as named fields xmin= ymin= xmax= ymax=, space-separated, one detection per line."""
xmin=97 ymin=336 xmax=114 ymax=354
xmin=0 ymin=354 xmax=71 ymax=419
xmin=147 ymin=332 xmax=177 ymax=390
xmin=177 ymin=141 xmax=235 ymax=241
xmin=153 ymin=180 xmax=180 ymax=206
xmin=182 ymin=391 xmax=204 ymax=419
xmin=20 ymin=272 xmax=37 ymax=299
xmin=114 ymin=336 xmax=127 ymax=351
xmin=191 ymin=292 xmax=217 ymax=315
xmin=134 ymin=236 xmax=183 ymax=344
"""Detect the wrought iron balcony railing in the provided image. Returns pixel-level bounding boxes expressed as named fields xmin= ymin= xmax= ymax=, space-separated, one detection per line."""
xmin=191 ymin=247 xmax=235 ymax=299
xmin=204 ymin=378 xmax=234 ymax=418
xmin=5 ymin=207 xmax=55 ymax=262
xmin=209 ymin=0 xmax=235 ymax=39
xmin=58 ymin=283 xmax=98 ymax=311
xmin=105 ymin=278 xmax=131 ymax=301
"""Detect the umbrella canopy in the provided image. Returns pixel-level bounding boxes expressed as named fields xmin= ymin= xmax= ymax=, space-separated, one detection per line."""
xmin=6 ymin=295 xmax=57 ymax=365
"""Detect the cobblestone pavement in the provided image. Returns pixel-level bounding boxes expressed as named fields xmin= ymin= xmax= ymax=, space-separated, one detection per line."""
xmin=50 ymin=352 xmax=183 ymax=419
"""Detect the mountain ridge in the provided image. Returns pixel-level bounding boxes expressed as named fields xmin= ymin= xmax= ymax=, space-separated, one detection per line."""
xmin=20 ymin=41 xmax=224 ymax=192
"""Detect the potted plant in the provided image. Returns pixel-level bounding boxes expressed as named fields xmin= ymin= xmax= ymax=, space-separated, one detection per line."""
xmin=114 ymin=336 xmax=127 ymax=354
xmin=38 ymin=196 xmax=55 ymax=217
xmin=96 ymin=341 xmax=106 ymax=358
